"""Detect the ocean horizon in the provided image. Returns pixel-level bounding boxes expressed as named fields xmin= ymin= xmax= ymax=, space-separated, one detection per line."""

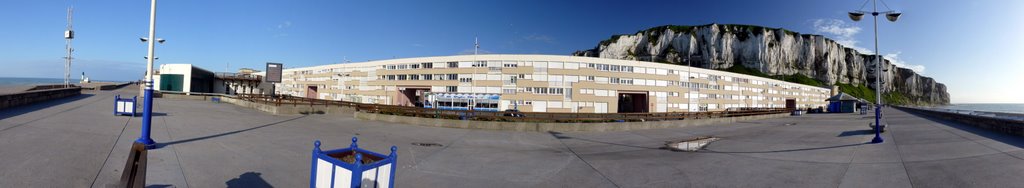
xmin=939 ymin=103 xmax=1024 ymax=114
xmin=0 ymin=77 xmax=125 ymax=87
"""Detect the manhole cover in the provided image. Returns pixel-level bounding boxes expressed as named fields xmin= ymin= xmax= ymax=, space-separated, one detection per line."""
xmin=411 ymin=142 xmax=443 ymax=147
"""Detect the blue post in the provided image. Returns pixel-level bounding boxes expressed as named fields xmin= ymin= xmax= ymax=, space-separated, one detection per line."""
xmin=135 ymin=84 xmax=157 ymax=149
xmin=133 ymin=96 xmax=138 ymax=116
xmin=871 ymin=105 xmax=884 ymax=143
xmin=389 ymin=146 xmax=397 ymax=187
xmin=310 ymin=140 xmax=321 ymax=188
xmin=351 ymin=153 xmax=363 ymax=188
xmin=114 ymin=95 xmax=120 ymax=115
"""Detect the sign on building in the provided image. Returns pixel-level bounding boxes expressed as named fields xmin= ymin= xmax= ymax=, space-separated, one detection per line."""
xmin=265 ymin=62 xmax=283 ymax=83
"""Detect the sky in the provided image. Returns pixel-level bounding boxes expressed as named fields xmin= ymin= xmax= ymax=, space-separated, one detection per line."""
xmin=0 ymin=0 xmax=1021 ymax=103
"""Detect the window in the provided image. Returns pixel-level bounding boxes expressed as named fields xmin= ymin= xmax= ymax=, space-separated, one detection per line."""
xmin=421 ymin=63 xmax=433 ymax=69
xmin=459 ymin=78 xmax=472 ymax=83
xmin=446 ymin=86 xmax=457 ymax=92
xmin=409 ymin=74 xmax=419 ymax=80
xmin=610 ymin=77 xmax=620 ymax=84
xmin=422 ymin=74 xmax=433 ymax=80
xmin=586 ymin=76 xmax=595 ymax=81
xmin=610 ymin=65 xmax=620 ymax=71
xmin=503 ymin=63 xmax=518 ymax=68
xmin=397 ymin=75 xmax=407 ymax=80
xmin=386 ymin=75 xmax=396 ymax=80
xmin=397 ymin=64 xmax=408 ymax=69
xmin=410 ymin=64 xmax=419 ymax=69
xmin=447 ymin=62 xmax=458 ymax=68
xmin=518 ymin=74 xmax=525 ymax=79
xmin=503 ymin=89 xmax=516 ymax=94
xmin=472 ymin=61 xmax=487 ymax=67
xmin=447 ymin=74 xmax=458 ymax=80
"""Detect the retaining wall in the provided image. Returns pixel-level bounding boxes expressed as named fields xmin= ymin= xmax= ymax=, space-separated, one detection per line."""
xmin=158 ymin=93 xmax=353 ymax=115
xmin=0 ymin=87 xmax=82 ymax=110
xmin=897 ymin=107 xmax=1024 ymax=136
xmin=353 ymin=111 xmax=789 ymax=132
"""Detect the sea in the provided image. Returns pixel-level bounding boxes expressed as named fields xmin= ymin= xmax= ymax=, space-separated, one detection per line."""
xmin=0 ymin=77 xmax=82 ymax=87
xmin=937 ymin=103 xmax=1024 ymax=115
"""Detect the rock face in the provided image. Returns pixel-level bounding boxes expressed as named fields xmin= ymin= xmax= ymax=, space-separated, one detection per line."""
xmin=573 ymin=24 xmax=949 ymax=105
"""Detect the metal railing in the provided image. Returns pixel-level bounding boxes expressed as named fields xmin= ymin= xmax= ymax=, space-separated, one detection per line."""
xmin=230 ymin=94 xmax=790 ymax=123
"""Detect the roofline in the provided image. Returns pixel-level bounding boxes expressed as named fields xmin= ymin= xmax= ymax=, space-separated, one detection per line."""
xmin=280 ymin=54 xmax=833 ymax=90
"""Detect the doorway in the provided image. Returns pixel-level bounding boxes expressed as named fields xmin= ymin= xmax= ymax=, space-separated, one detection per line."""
xmin=617 ymin=92 xmax=649 ymax=113
xmin=306 ymin=86 xmax=318 ymax=99
xmin=397 ymin=87 xmax=430 ymax=107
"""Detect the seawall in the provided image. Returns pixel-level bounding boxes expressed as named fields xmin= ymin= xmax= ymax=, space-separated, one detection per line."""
xmin=897 ymin=106 xmax=1024 ymax=136
xmin=0 ymin=87 xmax=82 ymax=110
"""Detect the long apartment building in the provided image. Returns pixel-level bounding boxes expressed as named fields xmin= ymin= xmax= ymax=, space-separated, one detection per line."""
xmin=275 ymin=54 xmax=832 ymax=113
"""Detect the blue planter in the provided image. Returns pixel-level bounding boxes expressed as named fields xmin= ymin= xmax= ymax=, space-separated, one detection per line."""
xmin=311 ymin=137 xmax=397 ymax=188
xmin=114 ymin=95 xmax=137 ymax=116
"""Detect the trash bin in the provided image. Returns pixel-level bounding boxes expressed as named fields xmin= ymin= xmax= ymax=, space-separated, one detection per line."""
xmin=311 ymin=137 xmax=397 ymax=188
xmin=114 ymin=95 xmax=137 ymax=116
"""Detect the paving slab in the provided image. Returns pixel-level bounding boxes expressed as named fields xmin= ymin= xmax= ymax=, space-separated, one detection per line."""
xmin=3 ymin=87 xmax=1024 ymax=187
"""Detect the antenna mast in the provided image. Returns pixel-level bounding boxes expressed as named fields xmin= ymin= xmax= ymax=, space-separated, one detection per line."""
xmin=64 ymin=6 xmax=75 ymax=87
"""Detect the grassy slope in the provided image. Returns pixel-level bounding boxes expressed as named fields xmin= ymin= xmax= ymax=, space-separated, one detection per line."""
xmin=723 ymin=64 xmax=911 ymax=105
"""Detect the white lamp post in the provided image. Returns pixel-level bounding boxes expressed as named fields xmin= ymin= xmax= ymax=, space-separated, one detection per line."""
xmin=136 ymin=0 xmax=161 ymax=149
xmin=849 ymin=0 xmax=901 ymax=143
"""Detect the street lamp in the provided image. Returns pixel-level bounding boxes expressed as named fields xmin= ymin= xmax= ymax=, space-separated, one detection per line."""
xmin=136 ymin=0 xmax=160 ymax=149
xmin=849 ymin=0 xmax=901 ymax=144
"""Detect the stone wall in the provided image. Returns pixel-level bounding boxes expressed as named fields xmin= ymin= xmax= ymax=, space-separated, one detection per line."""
xmin=0 ymin=87 xmax=82 ymax=110
xmin=897 ymin=107 xmax=1024 ymax=136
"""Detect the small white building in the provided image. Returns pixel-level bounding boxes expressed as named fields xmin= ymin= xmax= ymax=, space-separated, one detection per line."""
xmin=153 ymin=64 xmax=215 ymax=93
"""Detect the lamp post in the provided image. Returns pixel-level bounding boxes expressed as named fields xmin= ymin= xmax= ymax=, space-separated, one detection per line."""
xmin=849 ymin=0 xmax=901 ymax=143
xmin=136 ymin=0 xmax=161 ymax=149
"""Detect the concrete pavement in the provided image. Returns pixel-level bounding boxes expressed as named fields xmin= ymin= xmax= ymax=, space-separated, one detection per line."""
xmin=1 ymin=86 xmax=1023 ymax=187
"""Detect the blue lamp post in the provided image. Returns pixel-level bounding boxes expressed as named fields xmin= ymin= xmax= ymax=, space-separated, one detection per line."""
xmin=136 ymin=0 xmax=162 ymax=149
xmin=849 ymin=0 xmax=901 ymax=143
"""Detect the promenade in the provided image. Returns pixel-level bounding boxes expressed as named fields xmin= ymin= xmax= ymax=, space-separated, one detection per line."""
xmin=1 ymin=86 xmax=1022 ymax=187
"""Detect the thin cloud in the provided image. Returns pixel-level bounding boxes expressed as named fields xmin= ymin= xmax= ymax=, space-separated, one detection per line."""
xmin=456 ymin=49 xmax=492 ymax=55
xmin=522 ymin=34 xmax=556 ymax=44
xmin=277 ymin=21 xmax=292 ymax=29
xmin=811 ymin=18 xmax=925 ymax=74
xmin=811 ymin=18 xmax=868 ymax=53
xmin=884 ymin=52 xmax=925 ymax=74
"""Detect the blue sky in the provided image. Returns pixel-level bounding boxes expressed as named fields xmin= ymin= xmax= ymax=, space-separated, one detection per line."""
xmin=1 ymin=0 xmax=1021 ymax=103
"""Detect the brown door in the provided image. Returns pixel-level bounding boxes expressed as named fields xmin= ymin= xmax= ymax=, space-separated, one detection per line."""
xmin=306 ymin=86 xmax=318 ymax=98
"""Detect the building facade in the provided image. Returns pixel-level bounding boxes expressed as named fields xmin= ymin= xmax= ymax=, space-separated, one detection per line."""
xmin=274 ymin=54 xmax=832 ymax=113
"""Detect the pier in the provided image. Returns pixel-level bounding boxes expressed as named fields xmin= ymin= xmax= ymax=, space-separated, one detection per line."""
xmin=1 ymin=85 xmax=1022 ymax=187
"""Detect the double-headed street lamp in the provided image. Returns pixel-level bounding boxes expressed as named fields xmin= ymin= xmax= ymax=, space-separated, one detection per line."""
xmin=849 ymin=0 xmax=901 ymax=143
xmin=137 ymin=0 xmax=161 ymax=149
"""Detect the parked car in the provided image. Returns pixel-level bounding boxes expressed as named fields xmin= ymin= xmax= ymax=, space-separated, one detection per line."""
xmin=502 ymin=109 xmax=524 ymax=117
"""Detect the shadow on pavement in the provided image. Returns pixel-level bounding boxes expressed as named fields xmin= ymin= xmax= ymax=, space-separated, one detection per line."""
xmin=145 ymin=184 xmax=173 ymax=188
xmin=154 ymin=115 xmax=307 ymax=148
xmin=704 ymin=142 xmax=866 ymax=154
xmin=898 ymin=108 xmax=1024 ymax=149
xmin=837 ymin=130 xmax=874 ymax=137
xmin=225 ymin=172 xmax=273 ymax=188
xmin=0 ymin=93 xmax=94 ymax=120
xmin=0 ymin=94 xmax=96 ymax=133
xmin=547 ymin=131 xmax=663 ymax=150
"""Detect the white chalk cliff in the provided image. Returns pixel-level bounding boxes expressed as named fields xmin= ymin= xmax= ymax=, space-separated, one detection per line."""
xmin=573 ymin=24 xmax=949 ymax=105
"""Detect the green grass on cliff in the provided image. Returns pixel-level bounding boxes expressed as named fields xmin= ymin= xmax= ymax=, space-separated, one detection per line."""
xmin=835 ymin=83 xmax=912 ymax=105
xmin=836 ymin=83 xmax=876 ymax=103
xmin=723 ymin=65 xmax=824 ymax=87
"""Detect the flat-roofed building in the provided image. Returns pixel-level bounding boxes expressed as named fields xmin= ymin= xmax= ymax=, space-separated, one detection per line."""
xmin=273 ymin=54 xmax=832 ymax=113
